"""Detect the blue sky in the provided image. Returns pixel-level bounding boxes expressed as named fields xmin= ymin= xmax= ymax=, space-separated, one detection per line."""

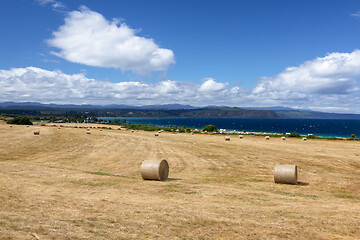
xmin=1 ymin=0 xmax=360 ymax=113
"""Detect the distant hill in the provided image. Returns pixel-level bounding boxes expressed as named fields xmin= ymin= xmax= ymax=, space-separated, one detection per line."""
xmin=1 ymin=102 xmax=360 ymax=119
xmin=179 ymin=107 xmax=279 ymax=118
xmin=245 ymin=106 xmax=360 ymax=119
xmin=0 ymin=102 xmax=197 ymax=110
xmin=244 ymin=106 xmax=298 ymax=111
xmin=0 ymin=103 xmax=279 ymax=119
xmin=275 ymin=110 xmax=360 ymax=119
xmin=135 ymin=104 xmax=197 ymax=110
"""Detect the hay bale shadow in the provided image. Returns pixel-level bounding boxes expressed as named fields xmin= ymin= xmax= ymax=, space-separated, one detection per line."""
xmin=297 ymin=181 xmax=309 ymax=186
xmin=167 ymin=178 xmax=182 ymax=181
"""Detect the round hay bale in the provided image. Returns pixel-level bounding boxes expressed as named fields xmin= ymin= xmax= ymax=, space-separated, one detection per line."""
xmin=239 ymin=135 xmax=243 ymax=139
xmin=303 ymin=137 xmax=307 ymax=141
xmin=225 ymin=136 xmax=230 ymax=141
xmin=100 ymin=129 xmax=102 ymax=131
xmin=9 ymin=125 xmax=12 ymax=128
xmin=274 ymin=164 xmax=297 ymax=185
xmin=86 ymin=130 xmax=91 ymax=134
xmin=26 ymin=125 xmax=29 ymax=127
xmin=131 ymin=130 xmax=134 ymax=133
xmin=33 ymin=130 xmax=40 ymax=135
xmin=265 ymin=136 xmax=270 ymax=140
xmin=141 ymin=159 xmax=169 ymax=181
xmin=282 ymin=136 xmax=286 ymax=140
xmin=158 ymin=131 xmax=161 ymax=133
xmin=155 ymin=133 xmax=159 ymax=136
xmin=191 ymin=132 xmax=194 ymax=135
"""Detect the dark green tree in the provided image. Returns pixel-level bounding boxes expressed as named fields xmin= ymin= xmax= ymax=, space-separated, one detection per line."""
xmin=203 ymin=124 xmax=218 ymax=132
xmin=6 ymin=116 xmax=33 ymax=125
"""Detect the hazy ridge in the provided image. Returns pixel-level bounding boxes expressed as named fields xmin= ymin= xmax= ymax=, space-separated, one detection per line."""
xmin=1 ymin=102 xmax=360 ymax=119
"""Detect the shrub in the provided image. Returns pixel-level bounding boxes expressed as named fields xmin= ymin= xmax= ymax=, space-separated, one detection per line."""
xmin=289 ymin=131 xmax=300 ymax=138
xmin=6 ymin=116 xmax=32 ymax=125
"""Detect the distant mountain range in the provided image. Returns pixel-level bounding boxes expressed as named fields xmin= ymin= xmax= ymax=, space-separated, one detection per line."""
xmin=1 ymin=102 xmax=360 ymax=119
xmin=243 ymin=106 xmax=306 ymax=111
xmin=0 ymin=102 xmax=197 ymax=110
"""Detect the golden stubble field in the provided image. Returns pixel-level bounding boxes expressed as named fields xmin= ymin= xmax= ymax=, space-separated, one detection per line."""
xmin=0 ymin=121 xmax=360 ymax=239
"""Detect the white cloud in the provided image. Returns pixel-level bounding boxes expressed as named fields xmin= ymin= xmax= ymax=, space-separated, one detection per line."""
xmin=47 ymin=6 xmax=175 ymax=74
xmin=36 ymin=0 xmax=65 ymax=10
xmin=0 ymin=67 xmax=230 ymax=105
xmin=199 ymin=78 xmax=227 ymax=92
xmin=247 ymin=50 xmax=360 ymax=113
xmin=2 ymin=50 xmax=360 ymax=113
xmin=253 ymin=50 xmax=360 ymax=95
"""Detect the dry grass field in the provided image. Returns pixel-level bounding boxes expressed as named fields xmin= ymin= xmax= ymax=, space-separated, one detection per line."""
xmin=1 ymin=121 xmax=360 ymax=239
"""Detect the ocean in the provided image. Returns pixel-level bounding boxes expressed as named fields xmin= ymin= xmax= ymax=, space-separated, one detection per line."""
xmin=100 ymin=117 xmax=360 ymax=138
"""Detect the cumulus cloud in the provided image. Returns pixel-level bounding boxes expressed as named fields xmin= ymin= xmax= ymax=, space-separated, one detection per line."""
xmin=47 ymin=6 xmax=175 ymax=74
xmin=2 ymin=50 xmax=360 ymax=113
xmin=253 ymin=50 xmax=360 ymax=95
xmin=0 ymin=67 xmax=233 ymax=106
xmin=1 ymin=65 xmax=360 ymax=113
xmin=199 ymin=78 xmax=227 ymax=92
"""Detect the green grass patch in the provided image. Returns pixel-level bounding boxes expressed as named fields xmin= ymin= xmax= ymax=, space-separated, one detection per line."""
xmin=90 ymin=171 xmax=111 ymax=176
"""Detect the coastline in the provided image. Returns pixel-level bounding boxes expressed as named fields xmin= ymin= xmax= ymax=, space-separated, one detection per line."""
xmin=45 ymin=121 xmax=359 ymax=141
xmin=98 ymin=117 xmax=360 ymax=139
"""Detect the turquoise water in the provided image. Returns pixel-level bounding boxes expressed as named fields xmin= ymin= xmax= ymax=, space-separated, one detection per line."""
xmin=100 ymin=117 xmax=360 ymax=138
